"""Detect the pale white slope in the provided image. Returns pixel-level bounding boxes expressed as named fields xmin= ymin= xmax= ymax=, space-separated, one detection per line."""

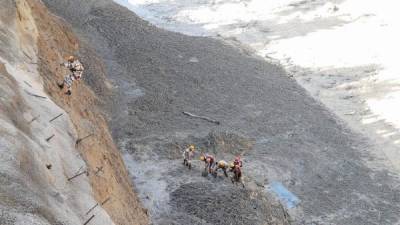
xmin=0 ymin=56 xmax=115 ymax=225
xmin=0 ymin=3 xmax=115 ymax=223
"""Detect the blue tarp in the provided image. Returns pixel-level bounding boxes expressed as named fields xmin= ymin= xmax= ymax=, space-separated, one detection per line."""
xmin=269 ymin=181 xmax=300 ymax=208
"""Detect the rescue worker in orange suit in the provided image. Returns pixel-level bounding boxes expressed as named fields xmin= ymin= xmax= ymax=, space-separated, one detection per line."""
xmin=200 ymin=153 xmax=215 ymax=174
xmin=214 ymin=160 xmax=229 ymax=177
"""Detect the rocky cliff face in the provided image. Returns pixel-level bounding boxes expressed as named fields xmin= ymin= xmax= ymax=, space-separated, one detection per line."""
xmin=0 ymin=0 xmax=148 ymax=224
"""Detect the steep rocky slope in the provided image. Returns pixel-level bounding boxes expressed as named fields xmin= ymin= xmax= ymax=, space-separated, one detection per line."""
xmin=2 ymin=0 xmax=400 ymax=224
xmin=0 ymin=0 xmax=148 ymax=224
xmin=40 ymin=1 xmax=400 ymax=225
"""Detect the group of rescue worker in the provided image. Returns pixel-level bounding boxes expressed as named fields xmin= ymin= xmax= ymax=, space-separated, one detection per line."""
xmin=182 ymin=145 xmax=245 ymax=188
xmin=57 ymin=57 xmax=244 ymax=188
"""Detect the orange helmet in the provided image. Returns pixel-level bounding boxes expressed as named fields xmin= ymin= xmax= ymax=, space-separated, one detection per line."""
xmin=67 ymin=55 xmax=75 ymax=62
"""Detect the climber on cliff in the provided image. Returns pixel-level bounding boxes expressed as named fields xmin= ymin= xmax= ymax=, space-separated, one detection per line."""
xmin=183 ymin=144 xmax=195 ymax=169
xmin=213 ymin=160 xmax=229 ymax=178
xmin=57 ymin=56 xmax=84 ymax=95
xmin=200 ymin=153 xmax=215 ymax=175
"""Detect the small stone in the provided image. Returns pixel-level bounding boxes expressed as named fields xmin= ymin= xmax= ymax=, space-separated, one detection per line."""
xmin=189 ymin=57 xmax=199 ymax=63
xmin=341 ymin=95 xmax=354 ymax=100
xmin=344 ymin=111 xmax=355 ymax=115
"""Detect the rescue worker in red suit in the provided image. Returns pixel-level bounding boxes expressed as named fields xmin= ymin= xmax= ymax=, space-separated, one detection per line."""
xmin=200 ymin=154 xmax=215 ymax=173
xmin=230 ymin=163 xmax=245 ymax=188
xmin=233 ymin=156 xmax=243 ymax=168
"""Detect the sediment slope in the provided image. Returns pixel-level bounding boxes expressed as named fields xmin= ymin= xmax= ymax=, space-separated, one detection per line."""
xmin=0 ymin=1 xmax=148 ymax=224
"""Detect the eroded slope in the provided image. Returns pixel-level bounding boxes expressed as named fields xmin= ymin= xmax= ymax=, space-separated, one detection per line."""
xmin=0 ymin=1 xmax=148 ymax=224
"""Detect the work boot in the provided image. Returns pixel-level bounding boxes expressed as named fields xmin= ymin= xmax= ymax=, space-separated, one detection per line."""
xmin=57 ymin=82 xmax=64 ymax=89
xmin=65 ymin=90 xmax=72 ymax=95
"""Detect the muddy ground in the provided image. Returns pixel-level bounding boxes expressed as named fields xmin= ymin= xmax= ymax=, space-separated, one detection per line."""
xmin=41 ymin=1 xmax=400 ymax=224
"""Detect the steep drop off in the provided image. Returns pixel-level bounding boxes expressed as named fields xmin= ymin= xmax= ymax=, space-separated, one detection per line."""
xmin=0 ymin=0 xmax=148 ymax=224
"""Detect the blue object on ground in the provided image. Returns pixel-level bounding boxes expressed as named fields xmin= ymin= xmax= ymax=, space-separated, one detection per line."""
xmin=269 ymin=181 xmax=300 ymax=208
